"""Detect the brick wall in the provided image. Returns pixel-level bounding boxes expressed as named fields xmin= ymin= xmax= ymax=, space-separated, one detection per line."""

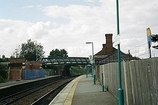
xmin=104 ymin=34 xmax=113 ymax=54
xmin=9 ymin=58 xmax=25 ymax=63
xmin=25 ymin=61 xmax=41 ymax=70
xmin=9 ymin=67 xmax=22 ymax=80
xmin=8 ymin=58 xmax=42 ymax=80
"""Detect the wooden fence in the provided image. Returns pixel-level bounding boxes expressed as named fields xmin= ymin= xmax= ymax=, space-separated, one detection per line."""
xmin=99 ymin=57 xmax=158 ymax=105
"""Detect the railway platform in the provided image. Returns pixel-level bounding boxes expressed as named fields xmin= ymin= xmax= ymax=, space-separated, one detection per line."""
xmin=0 ymin=75 xmax=59 ymax=89
xmin=49 ymin=75 xmax=117 ymax=105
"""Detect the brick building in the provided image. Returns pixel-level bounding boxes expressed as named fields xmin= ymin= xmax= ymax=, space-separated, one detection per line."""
xmin=94 ymin=33 xmax=139 ymax=82
xmin=94 ymin=34 xmax=117 ymax=63
xmin=8 ymin=58 xmax=43 ymax=80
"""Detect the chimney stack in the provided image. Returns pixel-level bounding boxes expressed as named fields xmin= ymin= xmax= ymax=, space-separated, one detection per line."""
xmin=95 ymin=33 xmax=114 ymax=56
xmin=104 ymin=34 xmax=113 ymax=53
xmin=106 ymin=33 xmax=113 ymax=46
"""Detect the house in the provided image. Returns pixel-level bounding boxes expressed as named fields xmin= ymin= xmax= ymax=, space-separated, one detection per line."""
xmin=94 ymin=33 xmax=139 ymax=82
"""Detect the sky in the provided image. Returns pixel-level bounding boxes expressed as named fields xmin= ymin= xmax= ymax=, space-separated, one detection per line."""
xmin=0 ymin=0 xmax=158 ymax=58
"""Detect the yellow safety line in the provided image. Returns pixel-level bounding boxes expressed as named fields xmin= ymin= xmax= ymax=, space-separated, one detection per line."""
xmin=64 ymin=75 xmax=83 ymax=105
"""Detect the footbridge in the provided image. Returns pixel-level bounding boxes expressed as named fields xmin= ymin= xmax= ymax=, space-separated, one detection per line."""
xmin=42 ymin=57 xmax=90 ymax=66
xmin=41 ymin=57 xmax=91 ymax=76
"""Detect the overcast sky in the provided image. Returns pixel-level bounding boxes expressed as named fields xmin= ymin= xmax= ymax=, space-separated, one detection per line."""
xmin=0 ymin=0 xmax=158 ymax=58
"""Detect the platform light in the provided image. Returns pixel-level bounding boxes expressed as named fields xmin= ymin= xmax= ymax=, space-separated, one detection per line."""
xmin=86 ymin=41 xmax=96 ymax=84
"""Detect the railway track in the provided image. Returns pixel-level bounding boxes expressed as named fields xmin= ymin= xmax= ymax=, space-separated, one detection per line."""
xmin=0 ymin=76 xmax=77 ymax=105
xmin=31 ymin=80 xmax=70 ymax=105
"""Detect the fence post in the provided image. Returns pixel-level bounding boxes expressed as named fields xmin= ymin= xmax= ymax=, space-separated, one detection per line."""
xmin=102 ymin=73 xmax=104 ymax=92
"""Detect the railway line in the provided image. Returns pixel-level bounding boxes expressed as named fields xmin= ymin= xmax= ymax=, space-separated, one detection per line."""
xmin=0 ymin=75 xmax=78 ymax=105
xmin=31 ymin=80 xmax=69 ymax=105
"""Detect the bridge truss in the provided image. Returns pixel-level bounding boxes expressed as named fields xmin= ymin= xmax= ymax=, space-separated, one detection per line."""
xmin=42 ymin=57 xmax=90 ymax=66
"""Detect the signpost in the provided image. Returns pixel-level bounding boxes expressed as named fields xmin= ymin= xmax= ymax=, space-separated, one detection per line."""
xmin=146 ymin=28 xmax=152 ymax=58
xmin=86 ymin=42 xmax=96 ymax=85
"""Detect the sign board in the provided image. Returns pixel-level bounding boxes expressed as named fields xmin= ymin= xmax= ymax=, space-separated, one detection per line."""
xmin=114 ymin=35 xmax=121 ymax=46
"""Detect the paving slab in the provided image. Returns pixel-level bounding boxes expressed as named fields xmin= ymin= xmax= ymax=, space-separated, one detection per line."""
xmin=72 ymin=76 xmax=118 ymax=105
xmin=49 ymin=75 xmax=118 ymax=105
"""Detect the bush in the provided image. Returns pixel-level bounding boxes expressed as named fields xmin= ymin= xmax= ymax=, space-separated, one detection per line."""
xmin=70 ymin=66 xmax=86 ymax=75
xmin=0 ymin=64 xmax=8 ymax=79
xmin=0 ymin=76 xmax=5 ymax=83
xmin=0 ymin=70 xmax=7 ymax=79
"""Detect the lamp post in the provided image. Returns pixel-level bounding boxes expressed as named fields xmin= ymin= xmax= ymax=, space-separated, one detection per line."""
xmin=86 ymin=42 xmax=96 ymax=84
xmin=116 ymin=0 xmax=124 ymax=105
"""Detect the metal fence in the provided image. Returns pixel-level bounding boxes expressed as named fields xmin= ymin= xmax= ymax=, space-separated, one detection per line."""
xmin=99 ymin=57 xmax=158 ymax=105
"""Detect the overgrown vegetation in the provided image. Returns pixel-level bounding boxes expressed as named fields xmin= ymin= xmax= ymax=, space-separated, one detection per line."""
xmin=70 ymin=65 xmax=86 ymax=75
xmin=49 ymin=49 xmax=68 ymax=58
xmin=12 ymin=39 xmax=45 ymax=61
xmin=151 ymin=34 xmax=158 ymax=49
xmin=0 ymin=63 xmax=8 ymax=83
xmin=12 ymin=39 xmax=69 ymax=61
xmin=0 ymin=76 xmax=5 ymax=83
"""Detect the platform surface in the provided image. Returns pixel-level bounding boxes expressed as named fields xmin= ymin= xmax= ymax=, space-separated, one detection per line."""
xmin=0 ymin=76 xmax=59 ymax=89
xmin=50 ymin=75 xmax=117 ymax=105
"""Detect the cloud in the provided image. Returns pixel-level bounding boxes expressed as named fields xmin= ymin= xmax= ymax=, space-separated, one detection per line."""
xmin=27 ymin=21 xmax=51 ymax=39
xmin=85 ymin=0 xmax=95 ymax=3
xmin=0 ymin=0 xmax=158 ymax=58
xmin=23 ymin=5 xmax=35 ymax=9
xmin=43 ymin=4 xmax=116 ymax=38
xmin=43 ymin=4 xmax=115 ymax=55
xmin=0 ymin=19 xmax=52 ymax=57
xmin=23 ymin=5 xmax=42 ymax=9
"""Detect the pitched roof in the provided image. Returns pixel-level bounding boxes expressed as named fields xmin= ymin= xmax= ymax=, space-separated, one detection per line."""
xmin=95 ymin=34 xmax=115 ymax=58
xmin=95 ymin=44 xmax=117 ymax=56
xmin=94 ymin=33 xmax=139 ymax=64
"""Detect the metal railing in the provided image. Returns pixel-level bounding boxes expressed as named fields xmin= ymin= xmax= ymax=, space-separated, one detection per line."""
xmin=42 ymin=57 xmax=90 ymax=66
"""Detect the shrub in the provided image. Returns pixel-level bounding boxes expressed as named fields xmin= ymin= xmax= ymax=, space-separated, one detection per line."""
xmin=70 ymin=66 xmax=86 ymax=75
xmin=0 ymin=76 xmax=5 ymax=83
xmin=0 ymin=64 xmax=8 ymax=79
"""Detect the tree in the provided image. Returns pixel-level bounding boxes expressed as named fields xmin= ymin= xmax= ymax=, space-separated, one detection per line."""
xmin=69 ymin=65 xmax=86 ymax=75
xmin=0 ymin=64 xmax=8 ymax=80
xmin=0 ymin=56 xmax=9 ymax=62
xmin=151 ymin=34 xmax=158 ymax=49
xmin=19 ymin=39 xmax=45 ymax=61
xmin=0 ymin=58 xmax=8 ymax=82
xmin=49 ymin=49 xmax=68 ymax=57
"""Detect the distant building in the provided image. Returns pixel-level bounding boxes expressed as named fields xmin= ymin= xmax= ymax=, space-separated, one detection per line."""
xmin=94 ymin=33 xmax=139 ymax=82
xmin=94 ymin=34 xmax=139 ymax=65
xmin=8 ymin=58 xmax=44 ymax=80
